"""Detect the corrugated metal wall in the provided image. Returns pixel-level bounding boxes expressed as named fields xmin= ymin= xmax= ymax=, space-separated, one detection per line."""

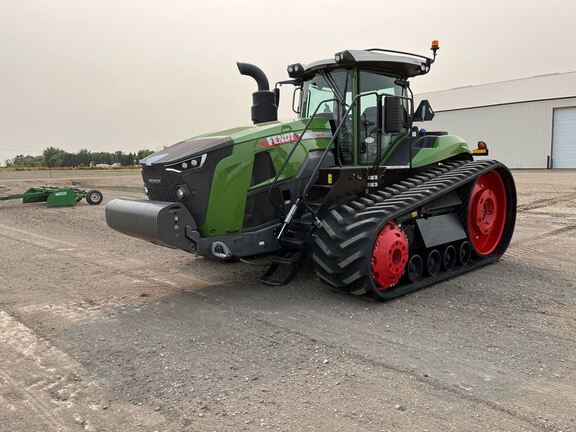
xmin=416 ymin=97 xmax=576 ymax=168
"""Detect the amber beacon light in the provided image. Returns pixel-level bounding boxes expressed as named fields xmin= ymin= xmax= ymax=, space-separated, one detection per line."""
xmin=431 ymin=40 xmax=440 ymax=60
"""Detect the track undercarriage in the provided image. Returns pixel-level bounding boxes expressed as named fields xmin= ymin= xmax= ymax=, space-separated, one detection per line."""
xmin=311 ymin=159 xmax=516 ymax=300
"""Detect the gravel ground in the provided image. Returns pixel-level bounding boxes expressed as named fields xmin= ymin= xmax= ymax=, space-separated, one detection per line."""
xmin=0 ymin=168 xmax=575 ymax=431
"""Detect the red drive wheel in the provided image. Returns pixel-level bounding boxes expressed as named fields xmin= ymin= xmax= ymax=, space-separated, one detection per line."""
xmin=467 ymin=170 xmax=507 ymax=255
xmin=371 ymin=222 xmax=409 ymax=290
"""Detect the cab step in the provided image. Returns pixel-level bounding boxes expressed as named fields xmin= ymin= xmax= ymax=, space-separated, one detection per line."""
xmin=259 ymin=247 xmax=309 ymax=287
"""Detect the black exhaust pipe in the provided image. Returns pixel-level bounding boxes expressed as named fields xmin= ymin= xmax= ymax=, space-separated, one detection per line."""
xmin=237 ymin=62 xmax=278 ymax=124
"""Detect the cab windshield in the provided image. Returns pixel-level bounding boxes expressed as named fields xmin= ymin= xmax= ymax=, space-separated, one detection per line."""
xmin=300 ymin=69 xmax=352 ymax=118
xmin=301 ymin=69 xmax=354 ymax=164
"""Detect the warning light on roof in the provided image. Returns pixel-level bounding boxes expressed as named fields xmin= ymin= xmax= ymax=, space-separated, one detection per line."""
xmin=430 ymin=40 xmax=440 ymax=62
xmin=477 ymin=140 xmax=487 ymax=149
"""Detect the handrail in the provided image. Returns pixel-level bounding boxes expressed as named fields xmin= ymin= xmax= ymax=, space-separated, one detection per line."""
xmin=267 ymin=98 xmax=340 ymax=214
xmin=268 ymin=87 xmax=414 ymax=215
xmin=275 ymin=90 xmax=415 ymax=240
xmin=374 ymin=94 xmax=414 ymax=169
xmin=275 ymin=91 xmax=378 ymax=238
xmin=300 ymin=91 xmax=378 ymax=205
xmin=300 ymin=92 xmax=415 ymax=196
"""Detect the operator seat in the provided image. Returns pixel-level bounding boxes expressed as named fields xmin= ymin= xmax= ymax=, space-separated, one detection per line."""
xmin=360 ymin=106 xmax=379 ymax=142
xmin=359 ymin=106 xmax=383 ymax=164
xmin=315 ymin=112 xmax=354 ymax=165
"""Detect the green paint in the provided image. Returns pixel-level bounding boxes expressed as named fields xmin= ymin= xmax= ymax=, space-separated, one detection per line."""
xmin=46 ymin=188 xmax=78 ymax=207
xmin=201 ymin=140 xmax=254 ymax=236
xmin=252 ymin=138 xmax=331 ymax=189
xmin=411 ymin=135 xmax=471 ymax=168
xmin=196 ymin=117 xmax=330 ymax=145
xmin=185 ymin=68 xmax=471 ymax=237
xmin=199 ymin=118 xmax=332 ymax=236
xmin=198 ymin=119 xmax=470 ymax=236
xmin=380 ymin=133 xmax=409 ymax=165
xmin=1 ymin=186 xmax=84 ymax=207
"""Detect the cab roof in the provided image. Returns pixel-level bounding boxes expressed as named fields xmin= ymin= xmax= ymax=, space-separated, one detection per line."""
xmin=297 ymin=49 xmax=433 ymax=79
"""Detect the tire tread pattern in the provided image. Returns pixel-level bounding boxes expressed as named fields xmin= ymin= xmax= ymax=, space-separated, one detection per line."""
xmin=312 ymin=160 xmax=513 ymax=300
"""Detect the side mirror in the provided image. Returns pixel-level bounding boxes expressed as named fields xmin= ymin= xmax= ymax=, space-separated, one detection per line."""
xmin=413 ymin=99 xmax=435 ymax=122
xmin=292 ymin=87 xmax=303 ymax=114
xmin=384 ymin=96 xmax=404 ymax=133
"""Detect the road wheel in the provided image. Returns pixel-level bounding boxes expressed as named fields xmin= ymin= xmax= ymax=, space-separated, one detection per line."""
xmin=426 ymin=249 xmax=441 ymax=276
xmin=85 ymin=190 xmax=103 ymax=205
xmin=443 ymin=245 xmax=457 ymax=271
xmin=459 ymin=241 xmax=471 ymax=265
xmin=406 ymin=254 xmax=424 ymax=282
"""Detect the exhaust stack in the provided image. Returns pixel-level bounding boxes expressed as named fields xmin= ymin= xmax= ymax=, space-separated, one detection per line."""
xmin=237 ymin=62 xmax=278 ymax=124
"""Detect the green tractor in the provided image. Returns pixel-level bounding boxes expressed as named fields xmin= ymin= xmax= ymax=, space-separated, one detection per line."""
xmin=106 ymin=42 xmax=516 ymax=300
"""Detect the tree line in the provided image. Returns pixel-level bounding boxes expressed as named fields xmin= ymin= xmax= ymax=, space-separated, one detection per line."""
xmin=4 ymin=147 xmax=155 ymax=168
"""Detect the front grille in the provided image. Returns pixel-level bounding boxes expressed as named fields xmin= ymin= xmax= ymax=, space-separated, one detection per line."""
xmin=142 ymin=165 xmax=179 ymax=201
xmin=141 ymin=165 xmax=165 ymax=177
xmin=147 ymin=185 xmax=178 ymax=201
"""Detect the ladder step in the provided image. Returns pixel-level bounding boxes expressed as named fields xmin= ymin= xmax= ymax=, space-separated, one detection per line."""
xmin=280 ymin=238 xmax=306 ymax=249
xmin=259 ymin=275 xmax=288 ymax=287
xmin=259 ymin=247 xmax=309 ymax=287
xmin=270 ymin=254 xmax=299 ymax=265
xmin=289 ymin=220 xmax=315 ymax=231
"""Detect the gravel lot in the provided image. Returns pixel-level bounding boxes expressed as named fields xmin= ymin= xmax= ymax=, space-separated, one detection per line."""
xmin=0 ymin=168 xmax=575 ymax=431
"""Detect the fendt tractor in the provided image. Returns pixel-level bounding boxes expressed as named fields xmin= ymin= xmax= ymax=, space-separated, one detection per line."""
xmin=106 ymin=42 xmax=517 ymax=300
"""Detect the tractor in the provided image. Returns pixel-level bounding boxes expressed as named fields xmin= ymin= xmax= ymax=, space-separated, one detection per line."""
xmin=106 ymin=42 xmax=516 ymax=300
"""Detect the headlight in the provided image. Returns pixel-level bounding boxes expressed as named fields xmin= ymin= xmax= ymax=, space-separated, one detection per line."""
xmin=175 ymin=185 xmax=190 ymax=200
xmin=143 ymin=186 xmax=149 ymax=195
xmin=165 ymin=154 xmax=206 ymax=173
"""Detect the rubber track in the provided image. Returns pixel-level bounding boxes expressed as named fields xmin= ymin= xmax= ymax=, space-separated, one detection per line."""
xmin=312 ymin=159 xmax=513 ymax=300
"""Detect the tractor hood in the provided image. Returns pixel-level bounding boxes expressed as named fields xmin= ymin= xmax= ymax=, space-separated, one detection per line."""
xmin=140 ymin=135 xmax=232 ymax=166
xmin=140 ymin=119 xmax=331 ymax=166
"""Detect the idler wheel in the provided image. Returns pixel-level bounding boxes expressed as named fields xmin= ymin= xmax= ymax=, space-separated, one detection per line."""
xmin=468 ymin=170 xmax=507 ymax=255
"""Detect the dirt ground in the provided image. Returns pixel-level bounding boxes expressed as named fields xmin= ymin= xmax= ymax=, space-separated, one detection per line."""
xmin=0 ymin=168 xmax=575 ymax=432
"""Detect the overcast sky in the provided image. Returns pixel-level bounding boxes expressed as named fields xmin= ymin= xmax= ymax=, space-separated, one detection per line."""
xmin=1 ymin=0 xmax=575 ymax=164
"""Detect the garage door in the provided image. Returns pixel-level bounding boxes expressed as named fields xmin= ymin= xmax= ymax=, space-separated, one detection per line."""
xmin=552 ymin=107 xmax=576 ymax=168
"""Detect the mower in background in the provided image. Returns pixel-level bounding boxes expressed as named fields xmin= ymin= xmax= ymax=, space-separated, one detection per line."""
xmin=0 ymin=186 xmax=103 ymax=207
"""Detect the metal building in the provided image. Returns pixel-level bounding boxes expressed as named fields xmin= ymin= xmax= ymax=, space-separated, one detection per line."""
xmin=416 ymin=71 xmax=576 ymax=168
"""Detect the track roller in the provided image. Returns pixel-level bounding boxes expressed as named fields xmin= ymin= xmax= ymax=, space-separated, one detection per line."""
xmin=406 ymin=254 xmax=424 ymax=282
xmin=443 ymin=245 xmax=457 ymax=271
xmin=459 ymin=241 xmax=471 ymax=265
xmin=426 ymin=249 xmax=441 ymax=276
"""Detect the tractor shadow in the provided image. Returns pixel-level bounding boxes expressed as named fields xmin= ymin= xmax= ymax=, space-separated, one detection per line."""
xmin=63 ymin=253 xmax=576 ymax=416
xmin=176 ymin=252 xmax=575 ymax=315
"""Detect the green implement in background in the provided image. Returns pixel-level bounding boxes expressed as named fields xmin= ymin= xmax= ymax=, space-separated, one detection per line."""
xmin=0 ymin=186 xmax=103 ymax=207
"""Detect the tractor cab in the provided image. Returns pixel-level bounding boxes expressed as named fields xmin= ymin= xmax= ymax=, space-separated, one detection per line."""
xmin=286 ymin=47 xmax=438 ymax=169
